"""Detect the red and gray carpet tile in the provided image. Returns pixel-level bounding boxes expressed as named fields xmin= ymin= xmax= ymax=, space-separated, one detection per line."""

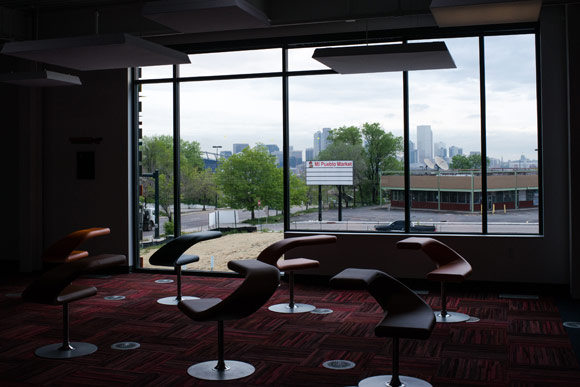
xmin=1 ymin=272 xmax=579 ymax=386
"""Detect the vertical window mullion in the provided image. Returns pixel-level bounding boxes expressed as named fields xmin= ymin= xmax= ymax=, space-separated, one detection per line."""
xmin=479 ymin=35 xmax=488 ymax=234
xmin=173 ymin=64 xmax=181 ymax=236
xmin=535 ymin=31 xmax=544 ymax=235
xmin=283 ymin=46 xmax=290 ymax=231
xmin=403 ymin=69 xmax=411 ymax=233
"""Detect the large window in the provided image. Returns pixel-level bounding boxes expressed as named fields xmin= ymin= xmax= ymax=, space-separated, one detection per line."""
xmin=408 ymin=37 xmax=482 ymax=233
xmin=135 ymin=31 xmax=542 ymax=271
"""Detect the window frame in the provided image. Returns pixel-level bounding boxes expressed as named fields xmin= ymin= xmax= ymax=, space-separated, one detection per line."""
xmin=132 ymin=26 xmax=543 ymax=271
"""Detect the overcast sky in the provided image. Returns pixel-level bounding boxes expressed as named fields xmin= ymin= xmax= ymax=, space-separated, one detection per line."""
xmin=140 ymin=34 xmax=538 ymax=162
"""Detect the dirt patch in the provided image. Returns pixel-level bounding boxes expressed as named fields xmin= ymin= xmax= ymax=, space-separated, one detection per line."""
xmin=141 ymin=231 xmax=284 ymax=272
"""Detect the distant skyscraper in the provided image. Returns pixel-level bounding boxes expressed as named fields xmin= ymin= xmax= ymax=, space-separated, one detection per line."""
xmin=449 ymin=145 xmax=462 ymax=158
xmin=470 ymin=151 xmax=481 ymax=156
xmin=313 ymin=127 xmax=331 ymax=158
xmin=265 ymin=144 xmax=279 ymax=153
xmin=434 ymin=141 xmax=447 ymax=158
xmin=305 ymin=147 xmax=314 ymax=161
xmin=417 ymin=125 xmax=433 ymax=163
xmin=409 ymin=140 xmax=417 ymax=164
xmin=291 ymin=150 xmax=303 ymax=166
xmin=272 ymin=151 xmax=283 ymax=167
xmin=233 ymin=143 xmax=249 ymax=154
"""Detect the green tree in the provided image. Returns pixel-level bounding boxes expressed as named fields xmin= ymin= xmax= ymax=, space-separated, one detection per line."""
xmin=141 ymin=135 xmax=205 ymax=219
xmin=182 ymin=168 xmax=217 ymax=210
xmin=362 ymin=123 xmax=403 ymax=204
xmin=158 ymin=173 xmax=174 ymax=222
xmin=449 ymin=154 xmax=489 ymax=169
xmin=216 ymin=145 xmax=279 ymax=220
xmin=327 ymin=125 xmax=363 ymax=146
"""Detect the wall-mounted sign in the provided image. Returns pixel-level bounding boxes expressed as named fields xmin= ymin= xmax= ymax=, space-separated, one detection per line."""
xmin=306 ymin=160 xmax=353 ymax=185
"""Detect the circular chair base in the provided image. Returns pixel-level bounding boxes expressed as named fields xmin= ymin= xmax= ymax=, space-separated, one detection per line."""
xmin=268 ymin=303 xmax=316 ymax=314
xmin=35 ymin=342 xmax=98 ymax=359
xmin=187 ymin=360 xmax=255 ymax=381
xmin=359 ymin=374 xmax=432 ymax=387
xmin=435 ymin=311 xmax=471 ymax=323
xmin=157 ymin=296 xmax=199 ymax=305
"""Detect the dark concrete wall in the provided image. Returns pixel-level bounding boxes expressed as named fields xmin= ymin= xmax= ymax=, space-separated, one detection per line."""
xmin=39 ymin=69 xmax=131 ymax=269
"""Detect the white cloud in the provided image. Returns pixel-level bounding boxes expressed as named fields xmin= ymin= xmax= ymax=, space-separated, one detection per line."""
xmin=140 ymin=34 xmax=538 ymax=162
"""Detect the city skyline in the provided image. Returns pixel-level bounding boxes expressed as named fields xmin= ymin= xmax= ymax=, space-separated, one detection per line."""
xmin=197 ymin=125 xmax=537 ymax=167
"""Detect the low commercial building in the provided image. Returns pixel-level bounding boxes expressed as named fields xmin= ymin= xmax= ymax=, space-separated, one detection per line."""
xmin=382 ymin=169 xmax=539 ymax=212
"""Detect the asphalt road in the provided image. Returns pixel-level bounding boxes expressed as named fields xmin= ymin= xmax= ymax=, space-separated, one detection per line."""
xmin=142 ymin=205 xmax=540 ymax=239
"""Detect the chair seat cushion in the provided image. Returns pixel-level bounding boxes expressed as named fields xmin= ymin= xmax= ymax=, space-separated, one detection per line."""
xmin=55 ymin=284 xmax=98 ymax=305
xmin=175 ymin=254 xmax=200 ymax=267
xmin=375 ymin=306 xmax=435 ymax=340
xmin=276 ymin=258 xmax=319 ymax=271
xmin=330 ymin=268 xmax=380 ymax=289
xmin=179 ymin=298 xmax=222 ymax=321
xmin=426 ymin=259 xmax=472 ymax=282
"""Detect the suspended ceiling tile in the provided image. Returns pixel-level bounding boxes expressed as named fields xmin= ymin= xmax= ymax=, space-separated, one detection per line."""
xmin=0 ymin=33 xmax=190 ymax=71
xmin=0 ymin=70 xmax=81 ymax=86
xmin=430 ymin=0 xmax=542 ymax=27
xmin=142 ymin=0 xmax=270 ymax=33
xmin=312 ymin=42 xmax=456 ymax=74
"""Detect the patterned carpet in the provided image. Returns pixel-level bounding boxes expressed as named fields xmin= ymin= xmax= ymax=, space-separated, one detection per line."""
xmin=1 ymin=272 xmax=579 ymax=386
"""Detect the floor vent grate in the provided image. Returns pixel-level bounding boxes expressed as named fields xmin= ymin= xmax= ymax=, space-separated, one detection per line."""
xmin=111 ymin=342 xmax=141 ymax=350
xmin=322 ymin=360 xmax=356 ymax=370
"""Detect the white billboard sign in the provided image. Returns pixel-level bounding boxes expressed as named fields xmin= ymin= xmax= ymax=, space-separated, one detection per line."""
xmin=306 ymin=160 xmax=353 ymax=185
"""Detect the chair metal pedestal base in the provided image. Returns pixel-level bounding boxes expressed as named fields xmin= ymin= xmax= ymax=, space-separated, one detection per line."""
xmin=157 ymin=295 xmax=198 ymax=305
xmin=268 ymin=303 xmax=316 ymax=314
xmin=35 ymin=342 xmax=97 ymax=359
xmin=187 ymin=360 xmax=255 ymax=381
xmin=435 ymin=311 xmax=470 ymax=323
xmin=359 ymin=375 xmax=432 ymax=387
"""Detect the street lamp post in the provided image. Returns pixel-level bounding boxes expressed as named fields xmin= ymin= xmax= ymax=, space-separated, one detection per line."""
xmin=212 ymin=145 xmax=222 ymax=211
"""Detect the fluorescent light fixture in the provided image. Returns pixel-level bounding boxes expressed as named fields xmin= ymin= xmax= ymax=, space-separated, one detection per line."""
xmin=0 ymin=70 xmax=81 ymax=87
xmin=430 ymin=0 xmax=542 ymax=27
xmin=0 ymin=33 xmax=190 ymax=71
xmin=312 ymin=42 xmax=456 ymax=74
xmin=142 ymin=0 xmax=270 ymax=33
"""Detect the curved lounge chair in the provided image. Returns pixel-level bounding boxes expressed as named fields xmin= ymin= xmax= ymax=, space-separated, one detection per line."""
xmin=42 ymin=227 xmax=111 ymax=263
xmin=257 ymin=234 xmax=337 ymax=313
xmin=178 ymin=260 xmax=280 ymax=381
xmin=22 ymin=254 xmax=126 ymax=359
xmin=149 ymin=231 xmax=222 ymax=305
xmin=331 ymin=268 xmax=435 ymax=387
xmin=396 ymin=237 xmax=473 ymax=323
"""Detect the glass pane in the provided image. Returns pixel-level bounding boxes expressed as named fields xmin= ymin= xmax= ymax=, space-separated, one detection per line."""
xmin=180 ymin=49 xmax=281 ymax=77
xmin=139 ymin=65 xmax=173 ymax=80
xmin=289 ymin=72 xmax=404 ymax=232
xmin=138 ymin=83 xmax=175 ymax=269
xmin=288 ymin=47 xmax=332 ymax=71
xmin=180 ymin=77 xmax=284 ymax=272
xmin=408 ymin=37 xmax=481 ymax=233
xmin=485 ymin=34 xmax=539 ymax=234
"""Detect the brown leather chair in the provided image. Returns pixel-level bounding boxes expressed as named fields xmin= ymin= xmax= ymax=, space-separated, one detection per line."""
xmin=257 ymin=234 xmax=337 ymax=313
xmin=22 ymin=254 xmax=126 ymax=359
xmin=178 ymin=259 xmax=280 ymax=381
xmin=331 ymin=268 xmax=435 ymax=387
xmin=149 ymin=231 xmax=222 ymax=305
xmin=396 ymin=237 xmax=473 ymax=323
xmin=42 ymin=227 xmax=111 ymax=263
